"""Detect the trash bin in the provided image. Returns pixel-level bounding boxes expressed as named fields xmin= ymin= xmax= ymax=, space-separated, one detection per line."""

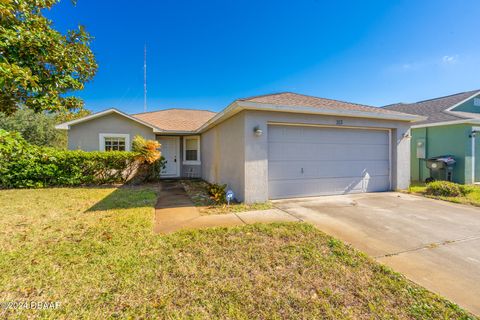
xmin=425 ymin=155 xmax=456 ymax=183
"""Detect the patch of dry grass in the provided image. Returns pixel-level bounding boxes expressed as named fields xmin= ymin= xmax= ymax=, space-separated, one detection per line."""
xmin=181 ymin=179 xmax=274 ymax=215
xmin=0 ymin=187 xmax=476 ymax=319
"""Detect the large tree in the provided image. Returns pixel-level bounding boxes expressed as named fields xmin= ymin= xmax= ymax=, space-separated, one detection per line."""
xmin=0 ymin=0 xmax=97 ymax=115
xmin=0 ymin=107 xmax=91 ymax=148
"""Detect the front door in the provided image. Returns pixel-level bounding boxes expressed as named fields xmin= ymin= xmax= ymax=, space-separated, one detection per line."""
xmin=157 ymin=137 xmax=180 ymax=177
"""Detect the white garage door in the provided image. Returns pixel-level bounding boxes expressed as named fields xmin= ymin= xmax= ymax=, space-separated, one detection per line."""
xmin=268 ymin=125 xmax=391 ymax=199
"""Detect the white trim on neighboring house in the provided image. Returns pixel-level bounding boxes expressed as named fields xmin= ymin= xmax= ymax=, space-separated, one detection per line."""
xmin=445 ymin=91 xmax=480 ymax=112
xmin=411 ymin=119 xmax=480 ymax=129
xmin=471 ymin=126 xmax=480 ymax=183
xmin=472 ymin=134 xmax=476 ymax=183
xmin=55 ymin=108 xmax=163 ymax=132
xmin=99 ymin=133 xmax=131 ymax=151
xmin=183 ymin=135 xmax=201 ymax=165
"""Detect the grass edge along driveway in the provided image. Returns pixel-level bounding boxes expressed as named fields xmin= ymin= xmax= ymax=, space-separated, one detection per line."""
xmin=408 ymin=183 xmax=480 ymax=207
xmin=0 ymin=186 xmax=477 ymax=319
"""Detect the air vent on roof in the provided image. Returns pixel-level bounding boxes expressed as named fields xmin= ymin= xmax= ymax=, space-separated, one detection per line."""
xmin=474 ymin=98 xmax=480 ymax=107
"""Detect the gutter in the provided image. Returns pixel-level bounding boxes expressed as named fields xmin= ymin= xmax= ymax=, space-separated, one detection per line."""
xmin=57 ymin=101 xmax=426 ymax=135
xmin=196 ymin=101 xmax=425 ymax=133
xmin=411 ymin=119 xmax=480 ymax=129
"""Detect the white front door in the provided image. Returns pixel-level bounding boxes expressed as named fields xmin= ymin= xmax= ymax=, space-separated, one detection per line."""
xmin=157 ymin=136 xmax=180 ymax=177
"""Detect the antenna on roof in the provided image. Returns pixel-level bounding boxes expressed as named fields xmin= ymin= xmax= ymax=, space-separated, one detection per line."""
xmin=143 ymin=43 xmax=147 ymax=112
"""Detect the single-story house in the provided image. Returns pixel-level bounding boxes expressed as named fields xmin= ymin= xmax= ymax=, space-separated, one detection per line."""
xmin=56 ymin=92 xmax=422 ymax=202
xmin=384 ymin=89 xmax=480 ymax=184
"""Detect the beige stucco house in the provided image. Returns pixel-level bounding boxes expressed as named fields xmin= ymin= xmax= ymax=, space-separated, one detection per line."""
xmin=56 ymin=92 xmax=422 ymax=203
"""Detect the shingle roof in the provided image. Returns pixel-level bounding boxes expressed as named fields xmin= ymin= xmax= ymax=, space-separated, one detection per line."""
xmin=133 ymin=109 xmax=216 ymax=131
xmin=239 ymin=92 xmax=409 ymax=116
xmin=384 ymin=90 xmax=480 ymax=125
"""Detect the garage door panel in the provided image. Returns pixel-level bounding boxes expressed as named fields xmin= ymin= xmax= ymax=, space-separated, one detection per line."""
xmin=268 ymin=125 xmax=390 ymax=199
xmin=268 ymin=176 xmax=390 ymax=198
xmin=269 ymin=143 xmax=388 ymax=161
xmin=269 ymin=160 xmax=389 ymax=180
xmin=269 ymin=125 xmax=389 ymax=144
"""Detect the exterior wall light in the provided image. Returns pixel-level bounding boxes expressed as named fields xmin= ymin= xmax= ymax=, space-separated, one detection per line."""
xmin=254 ymin=126 xmax=263 ymax=137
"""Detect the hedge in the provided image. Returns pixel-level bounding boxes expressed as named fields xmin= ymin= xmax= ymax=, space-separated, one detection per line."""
xmin=425 ymin=181 xmax=472 ymax=197
xmin=0 ymin=129 xmax=158 ymax=188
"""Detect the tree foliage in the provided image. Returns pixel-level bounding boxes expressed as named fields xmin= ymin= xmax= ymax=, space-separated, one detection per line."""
xmin=132 ymin=135 xmax=161 ymax=164
xmin=0 ymin=107 xmax=90 ymax=148
xmin=0 ymin=0 xmax=97 ymax=115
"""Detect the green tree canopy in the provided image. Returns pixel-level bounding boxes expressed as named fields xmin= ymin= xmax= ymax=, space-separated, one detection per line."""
xmin=0 ymin=0 xmax=97 ymax=115
xmin=0 ymin=108 xmax=91 ymax=148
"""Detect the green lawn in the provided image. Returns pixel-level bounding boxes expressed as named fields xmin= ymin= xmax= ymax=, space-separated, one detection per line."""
xmin=408 ymin=182 xmax=480 ymax=207
xmin=181 ymin=179 xmax=274 ymax=215
xmin=0 ymin=186 xmax=477 ymax=319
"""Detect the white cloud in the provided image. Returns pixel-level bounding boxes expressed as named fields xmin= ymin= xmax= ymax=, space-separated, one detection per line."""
xmin=442 ymin=55 xmax=459 ymax=64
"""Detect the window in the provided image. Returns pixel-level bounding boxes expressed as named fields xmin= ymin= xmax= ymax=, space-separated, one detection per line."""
xmin=474 ymin=98 xmax=480 ymax=107
xmin=183 ymin=136 xmax=200 ymax=165
xmin=99 ymin=133 xmax=130 ymax=151
xmin=104 ymin=137 xmax=126 ymax=151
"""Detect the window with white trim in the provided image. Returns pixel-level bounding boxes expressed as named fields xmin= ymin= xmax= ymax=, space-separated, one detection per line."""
xmin=105 ymin=137 xmax=126 ymax=151
xmin=183 ymin=136 xmax=200 ymax=165
xmin=474 ymin=98 xmax=480 ymax=107
xmin=99 ymin=133 xmax=130 ymax=151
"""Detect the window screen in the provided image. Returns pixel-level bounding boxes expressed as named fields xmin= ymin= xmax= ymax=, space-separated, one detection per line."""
xmin=185 ymin=138 xmax=198 ymax=161
xmin=104 ymin=137 xmax=126 ymax=151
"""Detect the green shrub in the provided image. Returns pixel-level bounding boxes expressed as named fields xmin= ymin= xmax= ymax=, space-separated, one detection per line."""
xmin=208 ymin=183 xmax=227 ymax=204
xmin=130 ymin=135 xmax=165 ymax=183
xmin=425 ymin=181 xmax=471 ymax=197
xmin=0 ymin=129 xmax=154 ymax=188
xmin=132 ymin=135 xmax=161 ymax=164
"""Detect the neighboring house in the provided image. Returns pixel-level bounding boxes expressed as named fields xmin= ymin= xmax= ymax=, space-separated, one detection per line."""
xmin=384 ymin=89 xmax=480 ymax=184
xmin=56 ymin=92 xmax=421 ymax=202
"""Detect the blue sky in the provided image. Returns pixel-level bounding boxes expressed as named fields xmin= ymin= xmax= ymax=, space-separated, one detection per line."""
xmin=47 ymin=0 xmax=480 ymax=113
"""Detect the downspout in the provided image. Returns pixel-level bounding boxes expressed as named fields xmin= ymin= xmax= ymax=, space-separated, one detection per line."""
xmin=472 ymin=134 xmax=475 ymax=183
xmin=471 ymin=129 xmax=478 ymax=184
xmin=423 ymin=127 xmax=429 ymax=181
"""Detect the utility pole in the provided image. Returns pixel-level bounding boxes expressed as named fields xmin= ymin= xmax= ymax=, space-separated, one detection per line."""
xmin=144 ymin=43 xmax=147 ymax=112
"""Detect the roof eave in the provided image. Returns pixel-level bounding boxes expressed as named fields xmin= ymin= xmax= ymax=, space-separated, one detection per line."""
xmin=411 ymin=118 xmax=480 ymax=129
xmin=444 ymin=91 xmax=480 ymax=111
xmin=195 ymin=100 xmax=424 ymax=133
xmin=238 ymin=101 xmax=425 ymax=122
xmin=55 ymin=108 xmax=162 ymax=132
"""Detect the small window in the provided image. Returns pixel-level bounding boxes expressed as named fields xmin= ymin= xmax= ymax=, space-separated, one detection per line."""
xmin=474 ymin=98 xmax=480 ymax=107
xmin=183 ymin=136 xmax=200 ymax=164
xmin=99 ymin=133 xmax=130 ymax=151
xmin=104 ymin=137 xmax=126 ymax=151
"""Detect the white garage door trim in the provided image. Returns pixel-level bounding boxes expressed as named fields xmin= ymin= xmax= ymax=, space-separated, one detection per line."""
xmin=267 ymin=123 xmax=392 ymax=199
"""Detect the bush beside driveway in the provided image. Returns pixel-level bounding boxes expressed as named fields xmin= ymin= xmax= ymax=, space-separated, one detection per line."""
xmin=408 ymin=182 xmax=480 ymax=207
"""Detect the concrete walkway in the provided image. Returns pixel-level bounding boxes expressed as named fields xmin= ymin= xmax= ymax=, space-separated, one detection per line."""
xmin=154 ymin=181 xmax=300 ymax=234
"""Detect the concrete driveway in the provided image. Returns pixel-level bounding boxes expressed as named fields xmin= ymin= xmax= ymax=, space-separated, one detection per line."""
xmin=274 ymin=192 xmax=480 ymax=316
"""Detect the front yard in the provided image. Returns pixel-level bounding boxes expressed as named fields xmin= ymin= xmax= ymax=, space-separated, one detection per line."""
xmin=0 ymin=186 xmax=476 ymax=319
